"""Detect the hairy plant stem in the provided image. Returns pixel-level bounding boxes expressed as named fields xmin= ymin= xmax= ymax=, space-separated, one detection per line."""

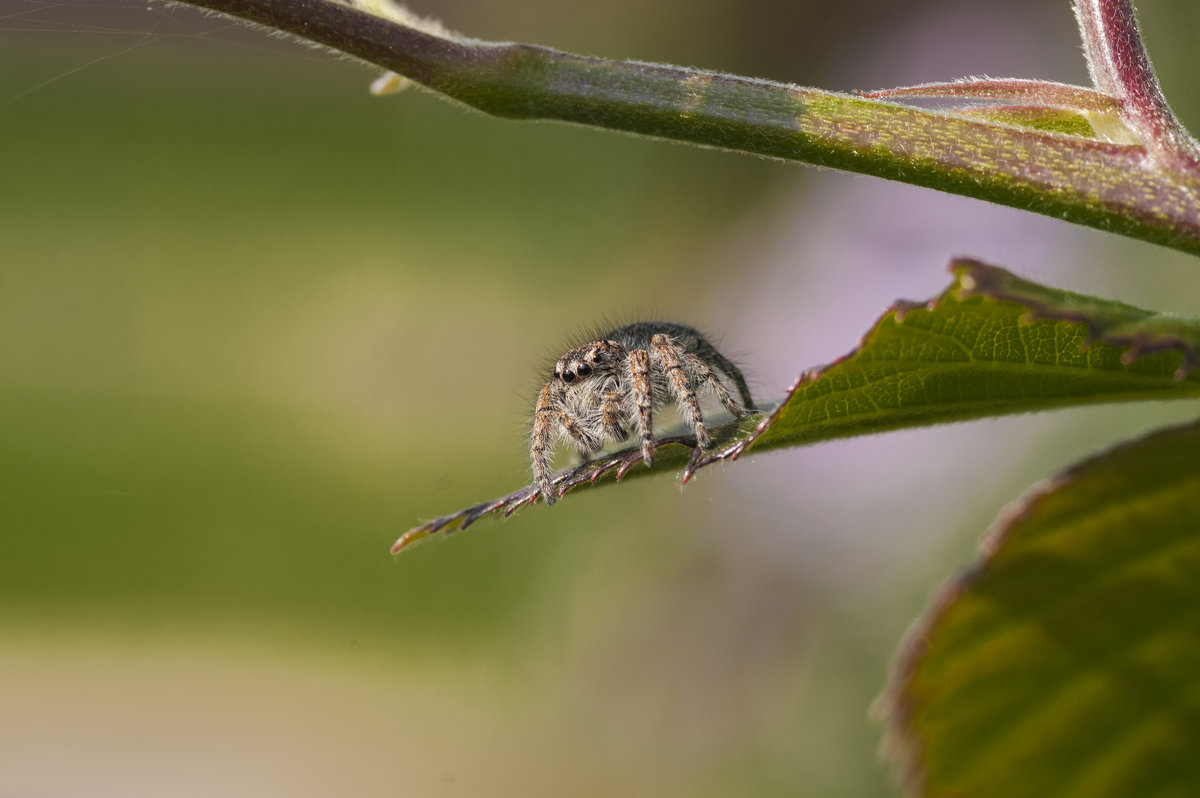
xmin=174 ymin=0 xmax=1200 ymax=255
xmin=1073 ymin=0 xmax=1200 ymax=172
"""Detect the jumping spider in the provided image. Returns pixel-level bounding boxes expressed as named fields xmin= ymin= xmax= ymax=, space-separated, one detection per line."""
xmin=531 ymin=321 xmax=754 ymax=505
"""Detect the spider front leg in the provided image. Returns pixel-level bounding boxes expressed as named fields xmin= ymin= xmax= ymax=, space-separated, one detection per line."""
xmin=533 ymin=384 xmax=608 ymax=505
xmin=627 ymin=348 xmax=655 ymax=467
xmin=531 ymin=383 xmax=562 ymax=505
xmin=651 ymin=334 xmax=711 ymax=449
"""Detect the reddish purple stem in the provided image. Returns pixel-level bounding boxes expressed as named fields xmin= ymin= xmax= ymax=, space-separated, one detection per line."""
xmin=1074 ymin=0 xmax=1200 ymax=172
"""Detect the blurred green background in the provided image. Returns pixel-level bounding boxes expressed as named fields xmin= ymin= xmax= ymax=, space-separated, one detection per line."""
xmin=3 ymin=1 xmax=1200 ymax=795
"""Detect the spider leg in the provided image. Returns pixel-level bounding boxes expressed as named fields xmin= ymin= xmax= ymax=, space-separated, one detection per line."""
xmin=690 ymin=336 xmax=754 ymax=410
xmin=600 ymin=388 xmax=629 ymax=442
xmin=628 ymin=348 xmax=655 ymax=467
xmin=651 ymin=334 xmax=711 ymax=449
xmin=558 ymin=409 xmax=602 ymax=455
xmin=679 ymin=349 xmax=750 ymax=418
xmin=531 ymin=383 xmax=563 ymax=505
xmin=711 ymin=355 xmax=754 ymax=411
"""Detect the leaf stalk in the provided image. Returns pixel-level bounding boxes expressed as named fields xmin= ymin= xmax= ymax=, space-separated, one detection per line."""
xmin=173 ymin=0 xmax=1200 ymax=255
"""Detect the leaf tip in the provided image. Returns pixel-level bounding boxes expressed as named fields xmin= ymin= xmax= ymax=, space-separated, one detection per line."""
xmin=390 ymin=526 xmax=430 ymax=554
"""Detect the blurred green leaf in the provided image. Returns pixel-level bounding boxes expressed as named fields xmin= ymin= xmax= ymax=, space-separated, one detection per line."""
xmin=882 ymin=418 xmax=1200 ymax=797
xmin=397 ymin=258 xmax=1200 ymax=549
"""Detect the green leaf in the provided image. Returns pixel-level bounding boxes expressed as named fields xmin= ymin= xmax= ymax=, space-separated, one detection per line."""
xmin=742 ymin=257 xmax=1200 ymax=452
xmin=953 ymin=261 xmax=1200 ymax=372
xmin=880 ymin=419 xmax=1200 ymax=798
xmin=393 ymin=258 xmax=1200 ymax=551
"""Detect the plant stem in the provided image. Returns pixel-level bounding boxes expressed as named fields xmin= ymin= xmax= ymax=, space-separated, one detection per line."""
xmin=1073 ymin=0 xmax=1200 ymax=172
xmin=174 ymin=0 xmax=1200 ymax=255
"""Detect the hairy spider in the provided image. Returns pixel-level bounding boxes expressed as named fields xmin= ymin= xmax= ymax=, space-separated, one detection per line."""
xmin=531 ymin=321 xmax=754 ymax=505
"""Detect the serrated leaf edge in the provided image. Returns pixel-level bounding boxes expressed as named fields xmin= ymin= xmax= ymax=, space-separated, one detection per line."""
xmin=953 ymin=257 xmax=1200 ymax=379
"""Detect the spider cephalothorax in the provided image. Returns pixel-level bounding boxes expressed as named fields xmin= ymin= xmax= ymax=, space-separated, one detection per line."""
xmin=531 ymin=321 xmax=754 ymax=505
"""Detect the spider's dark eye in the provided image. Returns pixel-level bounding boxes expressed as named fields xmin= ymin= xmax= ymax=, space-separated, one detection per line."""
xmin=576 ymin=363 xmax=593 ymax=378
xmin=561 ymin=371 xmax=576 ymax=383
